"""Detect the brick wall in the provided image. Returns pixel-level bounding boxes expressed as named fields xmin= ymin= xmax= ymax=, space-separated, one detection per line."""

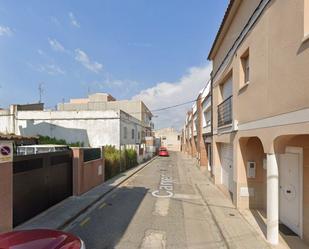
xmin=73 ymin=147 xmax=105 ymax=196
xmin=197 ymin=94 xmax=208 ymax=167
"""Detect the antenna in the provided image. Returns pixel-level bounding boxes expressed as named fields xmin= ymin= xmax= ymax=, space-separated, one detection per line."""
xmin=38 ymin=83 xmax=44 ymax=103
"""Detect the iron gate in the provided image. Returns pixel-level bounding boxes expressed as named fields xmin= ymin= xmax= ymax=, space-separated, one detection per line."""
xmin=13 ymin=150 xmax=73 ymax=227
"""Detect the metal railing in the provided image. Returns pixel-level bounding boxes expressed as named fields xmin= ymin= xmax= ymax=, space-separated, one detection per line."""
xmin=217 ymin=96 xmax=232 ymax=127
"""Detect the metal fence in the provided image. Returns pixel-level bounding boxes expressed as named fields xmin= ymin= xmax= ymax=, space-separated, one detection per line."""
xmin=218 ymin=96 xmax=233 ymax=127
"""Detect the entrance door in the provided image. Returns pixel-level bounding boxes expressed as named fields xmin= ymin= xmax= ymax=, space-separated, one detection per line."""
xmin=207 ymin=144 xmax=211 ymax=172
xmin=220 ymin=143 xmax=233 ymax=192
xmin=279 ymin=152 xmax=301 ymax=236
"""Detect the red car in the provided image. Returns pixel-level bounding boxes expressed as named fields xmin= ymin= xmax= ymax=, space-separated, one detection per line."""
xmin=158 ymin=147 xmax=169 ymax=157
xmin=0 ymin=229 xmax=85 ymax=249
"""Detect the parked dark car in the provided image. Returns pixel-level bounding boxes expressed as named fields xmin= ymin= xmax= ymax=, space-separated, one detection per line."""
xmin=0 ymin=229 xmax=85 ymax=249
xmin=158 ymin=147 xmax=169 ymax=157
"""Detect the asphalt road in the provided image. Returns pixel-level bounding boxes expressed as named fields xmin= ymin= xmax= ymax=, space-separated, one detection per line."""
xmin=66 ymin=152 xmax=227 ymax=249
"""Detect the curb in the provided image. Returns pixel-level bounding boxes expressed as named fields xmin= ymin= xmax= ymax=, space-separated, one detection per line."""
xmin=59 ymin=156 xmax=158 ymax=230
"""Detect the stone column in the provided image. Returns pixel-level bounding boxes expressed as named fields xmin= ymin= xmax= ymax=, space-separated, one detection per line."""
xmin=267 ymin=153 xmax=279 ymax=245
xmin=197 ymin=93 xmax=208 ymax=167
xmin=190 ymin=111 xmax=197 ymax=158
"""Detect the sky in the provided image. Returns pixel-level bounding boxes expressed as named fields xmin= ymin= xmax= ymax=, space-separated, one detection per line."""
xmin=0 ymin=0 xmax=228 ymax=129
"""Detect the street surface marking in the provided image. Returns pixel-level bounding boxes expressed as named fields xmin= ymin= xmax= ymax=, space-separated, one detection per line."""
xmin=79 ymin=217 xmax=90 ymax=227
xmin=141 ymin=230 xmax=166 ymax=249
xmin=99 ymin=203 xmax=107 ymax=209
xmin=152 ymin=174 xmax=174 ymax=198
xmin=153 ymin=198 xmax=170 ymax=216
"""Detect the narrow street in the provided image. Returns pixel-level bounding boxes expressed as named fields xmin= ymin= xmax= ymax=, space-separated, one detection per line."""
xmin=66 ymin=152 xmax=269 ymax=249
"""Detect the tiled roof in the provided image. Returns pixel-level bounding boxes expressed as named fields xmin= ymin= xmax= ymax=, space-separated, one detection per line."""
xmin=0 ymin=133 xmax=38 ymax=140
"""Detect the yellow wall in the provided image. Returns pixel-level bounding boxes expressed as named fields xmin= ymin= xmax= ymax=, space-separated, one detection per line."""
xmin=305 ymin=0 xmax=309 ymax=36
xmin=212 ymin=0 xmax=261 ymax=74
xmin=237 ymin=137 xmax=266 ymax=210
xmin=212 ymin=0 xmax=309 ymax=126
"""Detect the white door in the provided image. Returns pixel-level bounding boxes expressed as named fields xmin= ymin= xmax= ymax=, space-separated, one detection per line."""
xmin=220 ymin=143 xmax=233 ymax=192
xmin=207 ymin=144 xmax=211 ymax=172
xmin=279 ymin=153 xmax=301 ymax=235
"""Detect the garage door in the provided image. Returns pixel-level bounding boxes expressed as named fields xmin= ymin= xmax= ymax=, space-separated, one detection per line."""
xmin=220 ymin=143 xmax=233 ymax=192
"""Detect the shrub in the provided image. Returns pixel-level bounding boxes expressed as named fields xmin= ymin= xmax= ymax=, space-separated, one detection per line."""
xmin=38 ymin=135 xmax=84 ymax=147
xmin=104 ymin=145 xmax=138 ymax=180
xmin=104 ymin=145 xmax=121 ymax=180
xmin=125 ymin=148 xmax=138 ymax=169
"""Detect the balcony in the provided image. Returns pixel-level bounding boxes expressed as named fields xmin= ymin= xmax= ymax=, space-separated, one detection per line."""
xmin=218 ymin=96 xmax=232 ymax=127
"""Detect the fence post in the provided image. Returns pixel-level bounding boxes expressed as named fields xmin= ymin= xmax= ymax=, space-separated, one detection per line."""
xmin=101 ymin=146 xmax=105 ymax=181
xmin=72 ymin=148 xmax=83 ymax=196
xmin=0 ymin=141 xmax=13 ymax=232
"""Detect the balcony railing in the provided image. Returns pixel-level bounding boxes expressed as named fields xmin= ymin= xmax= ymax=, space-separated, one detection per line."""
xmin=217 ymin=96 xmax=232 ymax=127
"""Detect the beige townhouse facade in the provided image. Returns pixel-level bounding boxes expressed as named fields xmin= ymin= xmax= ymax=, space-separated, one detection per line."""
xmin=208 ymin=0 xmax=309 ymax=245
xmin=182 ymin=82 xmax=212 ymax=173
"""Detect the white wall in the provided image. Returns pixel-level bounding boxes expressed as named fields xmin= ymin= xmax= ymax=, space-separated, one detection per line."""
xmin=16 ymin=110 xmax=121 ymax=148
xmin=0 ymin=109 xmax=14 ymax=134
xmin=155 ymin=128 xmax=181 ymax=151
xmin=120 ymin=111 xmax=143 ymax=145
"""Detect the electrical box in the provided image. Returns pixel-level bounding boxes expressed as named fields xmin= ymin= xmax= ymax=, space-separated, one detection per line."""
xmin=247 ymin=161 xmax=256 ymax=178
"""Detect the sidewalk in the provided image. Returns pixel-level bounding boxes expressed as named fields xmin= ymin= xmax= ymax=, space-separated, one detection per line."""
xmin=181 ymin=152 xmax=309 ymax=249
xmin=16 ymin=156 xmax=157 ymax=231
xmin=180 ymin=153 xmax=270 ymax=249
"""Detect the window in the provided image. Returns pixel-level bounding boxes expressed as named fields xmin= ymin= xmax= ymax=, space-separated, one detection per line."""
xmin=132 ymin=129 xmax=135 ymax=139
xmin=194 ymin=117 xmax=198 ymax=131
xmin=305 ymin=0 xmax=309 ymax=37
xmin=162 ymin=136 xmax=166 ymax=140
xmin=177 ymin=135 xmax=180 ymax=141
xmin=123 ymin=127 xmax=127 ymax=139
xmin=204 ymin=110 xmax=211 ymax=127
xmin=138 ymin=131 xmax=140 ymax=140
xmin=221 ymin=75 xmax=232 ymax=101
xmin=241 ymin=50 xmax=249 ymax=84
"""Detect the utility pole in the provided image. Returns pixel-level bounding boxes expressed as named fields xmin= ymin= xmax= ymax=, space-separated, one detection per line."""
xmin=38 ymin=83 xmax=44 ymax=103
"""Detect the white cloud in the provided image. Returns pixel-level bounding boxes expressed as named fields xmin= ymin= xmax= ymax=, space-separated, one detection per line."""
xmin=69 ymin=12 xmax=80 ymax=28
xmin=0 ymin=25 xmax=13 ymax=36
xmin=75 ymin=49 xmax=103 ymax=73
xmin=48 ymin=38 xmax=65 ymax=52
xmin=132 ymin=64 xmax=212 ymax=130
xmin=35 ymin=64 xmax=65 ymax=75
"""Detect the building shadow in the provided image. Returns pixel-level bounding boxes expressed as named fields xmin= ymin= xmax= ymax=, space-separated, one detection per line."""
xmin=69 ymin=186 xmax=149 ymax=249
xmin=18 ymin=120 xmax=90 ymax=146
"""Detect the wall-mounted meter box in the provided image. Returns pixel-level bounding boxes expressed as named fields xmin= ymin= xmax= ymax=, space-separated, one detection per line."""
xmin=247 ymin=161 xmax=256 ymax=178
